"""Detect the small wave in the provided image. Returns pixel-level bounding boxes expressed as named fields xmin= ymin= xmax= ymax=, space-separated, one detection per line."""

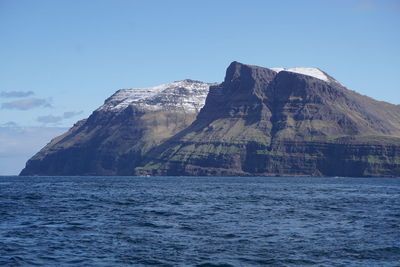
xmin=136 ymin=221 xmax=173 ymax=229
xmin=343 ymin=247 xmax=400 ymax=260
xmin=146 ymin=209 xmax=183 ymax=217
xmin=196 ymin=263 xmax=235 ymax=267
xmin=5 ymin=256 xmax=41 ymax=266
xmin=219 ymin=233 xmax=237 ymax=239
xmin=24 ymin=194 xmax=43 ymax=200
xmin=180 ymin=225 xmax=195 ymax=231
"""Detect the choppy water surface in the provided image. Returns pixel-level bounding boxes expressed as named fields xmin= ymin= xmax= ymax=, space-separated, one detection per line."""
xmin=1 ymin=176 xmax=399 ymax=266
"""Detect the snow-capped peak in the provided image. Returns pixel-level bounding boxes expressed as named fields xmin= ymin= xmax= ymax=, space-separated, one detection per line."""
xmin=272 ymin=67 xmax=330 ymax=82
xmin=98 ymin=79 xmax=215 ymax=112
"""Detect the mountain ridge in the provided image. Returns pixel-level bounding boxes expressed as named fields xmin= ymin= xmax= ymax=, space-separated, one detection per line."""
xmin=20 ymin=61 xmax=400 ymax=177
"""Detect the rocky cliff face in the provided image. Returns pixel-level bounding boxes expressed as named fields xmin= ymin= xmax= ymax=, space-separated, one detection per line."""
xmin=21 ymin=62 xmax=400 ymax=177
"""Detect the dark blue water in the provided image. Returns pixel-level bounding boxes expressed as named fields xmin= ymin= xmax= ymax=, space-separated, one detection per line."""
xmin=1 ymin=176 xmax=400 ymax=266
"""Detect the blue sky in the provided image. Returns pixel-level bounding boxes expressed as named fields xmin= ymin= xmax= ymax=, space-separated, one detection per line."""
xmin=0 ymin=0 xmax=399 ymax=174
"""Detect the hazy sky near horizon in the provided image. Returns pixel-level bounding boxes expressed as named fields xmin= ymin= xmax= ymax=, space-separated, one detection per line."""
xmin=0 ymin=0 xmax=400 ymax=174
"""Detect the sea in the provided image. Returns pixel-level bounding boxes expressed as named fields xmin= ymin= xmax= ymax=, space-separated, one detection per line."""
xmin=0 ymin=176 xmax=399 ymax=266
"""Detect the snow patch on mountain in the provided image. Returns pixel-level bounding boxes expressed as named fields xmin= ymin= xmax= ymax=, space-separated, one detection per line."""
xmin=272 ymin=67 xmax=330 ymax=82
xmin=99 ymin=79 xmax=215 ymax=112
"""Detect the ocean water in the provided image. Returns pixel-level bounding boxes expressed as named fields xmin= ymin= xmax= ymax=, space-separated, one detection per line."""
xmin=0 ymin=176 xmax=399 ymax=266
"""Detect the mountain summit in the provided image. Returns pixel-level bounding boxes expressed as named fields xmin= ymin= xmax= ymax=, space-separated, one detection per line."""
xmin=20 ymin=62 xmax=400 ymax=177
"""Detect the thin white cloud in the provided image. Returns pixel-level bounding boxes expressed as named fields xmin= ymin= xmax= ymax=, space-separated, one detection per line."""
xmin=1 ymin=98 xmax=52 ymax=110
xmin=37 ymin=115 xmax=63 ymax=124
xmin=1 ymin=121 xmax=19 ymax=127
xmin=63 ymin=110 xmax=83 ymax=119
xmin=0 ymin=90 xmax=34 ymax=98
xmin=37 ymin=110 xmax=84 ymax=125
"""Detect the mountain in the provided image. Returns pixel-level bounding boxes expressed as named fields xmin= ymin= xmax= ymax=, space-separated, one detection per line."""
xmin=20 ymin=80 xmax=214 ymax=175
xmin=20 ymin=62 xmax=400 ymax=177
